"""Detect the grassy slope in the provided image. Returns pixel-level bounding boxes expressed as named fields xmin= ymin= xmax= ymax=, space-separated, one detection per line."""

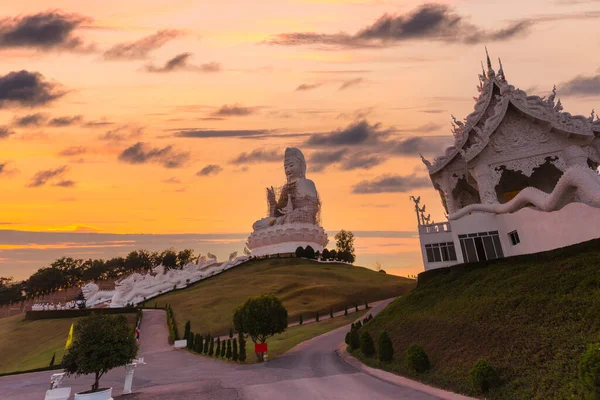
xmin=353 ymin=239 xmax=600 ymax=399
xmin=0 ymin=313 xmax=137 ymax=375
xmin=154 ymin=258 xmax=414 ymax=337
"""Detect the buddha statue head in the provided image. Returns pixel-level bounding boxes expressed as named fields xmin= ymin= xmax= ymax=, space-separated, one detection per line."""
xmin=284 ymin=147 xmax=306 ymax=183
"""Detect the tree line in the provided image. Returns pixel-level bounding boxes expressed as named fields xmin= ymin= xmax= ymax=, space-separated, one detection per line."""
xmin=0 ymin=248 xmax=197 ymax=306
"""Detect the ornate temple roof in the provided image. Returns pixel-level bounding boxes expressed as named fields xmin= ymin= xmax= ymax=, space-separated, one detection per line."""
xmin=422 ymin=50 xmax=599 ymax=175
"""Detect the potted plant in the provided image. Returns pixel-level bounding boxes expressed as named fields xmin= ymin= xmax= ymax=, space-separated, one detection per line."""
xmin=62 ymin=313 xmax=138 ymax=399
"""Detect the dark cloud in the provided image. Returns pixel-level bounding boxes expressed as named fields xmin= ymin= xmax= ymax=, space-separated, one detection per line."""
xmin=230 ymin=149 xmax=280 ymax=165
xmin=162 ymin=177 xmax=181 ymax=184
xmin=175 ymin=129 xmax=271 ymax=138
xmin=0 ymin=126 xmax=15 ymax=139
xmin=54 ymin=180 xmax=76 ymax=188
xmin=48 ymin=115 xmax=82 ymax=127
xmin=104 ymin=30 xmax=182 ymax=60
xmin=559 ymin=74 xmax=600 ymax=97
xmin=0 ymin=70 xmax=66 ymax=108
xmin=212 ymin=104 xmax=256 ymax=117
xmin=0 ymin=11 xmax=91 ymax=51
xmin=118 ymin=142 xmax=190 ymax=168
xmin=390 ymin=136 xmax=450 ymax=156
xmin=58 ymin=146 xmax=86 ymax=157
xmin=339 ymin=78 xmax=363 ymax=90
xmin=306 ymin=120 xmax=388 ymax=147
xmin=84 ymin=120 xmax=114 ymax=128
xmin=28 ymin=166 xmax=68 ymax=187
xmin=296 ymin=83 xmax=322 ymax=91
xmin=98 ymin=125 xmax=144 ymax=142
xmin=352 ymin=174 xmax=431 ymax=194
xmin=267 ymin=4 xmax=531 ymax=48
xmin=145 ymin=52 xmax=222 ymax=73
xmin=340 ymin=153 xmax=385 ymax=170
xmin=309 ymin=149 xmax=348 ymax=172
xmin=13 ymin=113 xmax=47 ymax=127
xmin=196 ymin=164 xmax=223 ymax=176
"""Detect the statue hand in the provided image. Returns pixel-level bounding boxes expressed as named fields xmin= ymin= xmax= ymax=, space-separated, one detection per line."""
xmin=267 ymin=186 xmax=276 ymax=204
xmin=277 ymin=208 xmax=288 ymax=215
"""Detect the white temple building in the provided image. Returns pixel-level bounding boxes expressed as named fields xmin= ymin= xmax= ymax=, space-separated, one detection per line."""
xmin=415 ymin=51 xmax=600 ymax=271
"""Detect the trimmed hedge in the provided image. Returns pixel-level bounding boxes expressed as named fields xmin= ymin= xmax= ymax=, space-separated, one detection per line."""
xmin=469 ymin=360 xmax=499 ymax=393
xmin=25 ymin=307 xmax=138 ymax=320
xmin=406 ymin=344 xmax=430 ymax=373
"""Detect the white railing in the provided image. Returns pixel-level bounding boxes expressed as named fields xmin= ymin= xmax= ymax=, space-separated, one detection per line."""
xmin=419 ymin=222 xmax=451 ymax=234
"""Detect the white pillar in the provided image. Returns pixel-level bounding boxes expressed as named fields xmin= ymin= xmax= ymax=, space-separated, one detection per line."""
xmin=123 ymin=364 xmax=136 ymax=395
xmin=473 ymin=164 xmax=498 ymax=204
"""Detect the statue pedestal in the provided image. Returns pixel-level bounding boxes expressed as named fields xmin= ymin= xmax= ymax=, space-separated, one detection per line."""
xmin=246 ymin=223 xmax=328 ymax=256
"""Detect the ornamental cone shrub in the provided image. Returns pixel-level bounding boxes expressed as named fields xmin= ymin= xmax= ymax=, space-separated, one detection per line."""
xmin=360 ymin=331 xmax=375 ymax=357
xmin=226 ymin=339 xmax=232 ymax=360
xmin=216 ymin=338 xmax=221 ymax=357
xmin=187 ymin=331 xmax=194 ymax=349
xmin=196 ymin=334 xmax=203 ymax=353
xmin=232 ymin=338 xmax=239 ymax=361
xmin=238 ymin=336 xmax=247 ymax=363
xmin=184 ymin=320 xmax=191 ymax=340
xmin=209 ymin=337 xmax=214 ymax=356
xmin=578 ymin=342 xmax=600 ymax=399
xmin=203 ymin=335 xmax=209 ymax=354
xmin=378 ymin=331 xmax=394 ymax=362
xmin=345 ymin=332 xmax=351 ymax=345
xmin=299 ymin=315 xmax=303 ymax=325
xmin=470 ymin=360 xmax=499 ymax=394
xmin=344 ymin=305 xmax=348 ymax=316
xmin=221 ymin=342 xmax=227 ymax=358
xmin=406 ymin=344 xmax=430 ymax=373
xmin=316 ymin=311 xmax=319 ymax=322
xmin=330 ymin=308 xmax=334 ymax=319
xmin=49 ymin=352 xmax=56 ymax=367
xmin=365 ymin=301 xmax=369 ymax=309
xmin=229 ymin=328 xmax=233 ymax=339
xmin=355 ymin=303 xmax=359 ymax=312
xmin=350 ymin=328 xmax=360 ymax=350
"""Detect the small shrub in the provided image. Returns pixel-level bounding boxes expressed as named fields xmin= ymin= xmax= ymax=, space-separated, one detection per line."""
xmin=316 ymin=311 xmax=319 ymax=322
xmin=360 ymin=331 xmax=375 ymax=357
xmin=229 ymin=328 xmax=233 ymax=339
xmin=184 ymin=321 xmax=191 ymax=340
xmin=345 ymin=332 xmax=351 ymax=345
xmin=344 ymin=305 xmax=348 ymax=316
xmin=295 ymin=246 xmax=305 ymax=258
xmin=49 ymin=352 xmax=56 ymax=367
xmin=238 ymin=336 xmax=247 ymax=363
xmin=226 ymin=339 xmax=232 ymax=360
xmin=330 ymin=308 xmax=334 ymax=319
xmin=578 ymin=342 xmax=600 ymax=399
xmin=203 ymin=335 xmax=209 ymax=354
xmin=355 ymin=303 xmax=359 ymax=312
xmin=216 ymin=338 xmax=221 ymax=357
xmin=378 ymin=331 xmax=394 ymax=362
xmin=364 ymin=301 xmax=369 ymax=309
xmin=195 ymin=334 xmax=202 ymax=353
xmin=299 ymin=315 xmax=303 ymax=325
xmin=305 ymin=246 xmax=315 ymax=259
xmin=470 ymin=360 xmax=499 ymax=393
xmin=209 ymin=338 xmax=214 ymax=356
xmin=187 ymin=331 xmax=194 ymax=349
xmin=406 ymin=344 xmax=430 ymax=373
xmin=350 ymin=328 xmax=360 ymax=350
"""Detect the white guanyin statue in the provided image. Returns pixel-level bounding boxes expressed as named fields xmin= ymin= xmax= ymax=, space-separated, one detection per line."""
xmin=246 ymin=147 xmax=328 ymax=256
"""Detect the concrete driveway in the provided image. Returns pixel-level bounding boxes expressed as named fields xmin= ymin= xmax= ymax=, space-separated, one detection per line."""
xmin=0 ymin=302 xmax=467 ymax=400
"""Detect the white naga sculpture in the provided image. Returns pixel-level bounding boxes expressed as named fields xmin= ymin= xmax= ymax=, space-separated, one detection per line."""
xmin=82 ymin=254 xmax=249 ymax=308
xmin=246 ymin=147 xmax=328 ymax=256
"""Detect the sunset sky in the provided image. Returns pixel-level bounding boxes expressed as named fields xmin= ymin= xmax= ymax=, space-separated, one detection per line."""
xmin=1 ymin=0 xmax=599 ymax=280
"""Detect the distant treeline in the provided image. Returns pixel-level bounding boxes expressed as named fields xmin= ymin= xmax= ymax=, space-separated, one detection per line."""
xmin=0 ymin=248 xmax=196 ymax=307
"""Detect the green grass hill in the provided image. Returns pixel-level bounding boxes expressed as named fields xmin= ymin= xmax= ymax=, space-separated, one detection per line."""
xmin=153 ymin=257 xmax=415 ymax=337
xmin=351 ymin=238 xmax=600 ymax=399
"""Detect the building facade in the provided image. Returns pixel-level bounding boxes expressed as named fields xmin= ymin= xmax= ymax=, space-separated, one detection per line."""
xmin=415 ymin=52 xmax=600 ymax=271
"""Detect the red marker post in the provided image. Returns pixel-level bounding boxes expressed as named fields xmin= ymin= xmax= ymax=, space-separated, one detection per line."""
xmin=255 ymin=343 xmax=268 ymax=362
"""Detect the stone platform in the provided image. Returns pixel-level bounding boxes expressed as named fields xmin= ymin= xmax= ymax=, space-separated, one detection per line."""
xmin=246 ymin=223 xmax=328 ymax=256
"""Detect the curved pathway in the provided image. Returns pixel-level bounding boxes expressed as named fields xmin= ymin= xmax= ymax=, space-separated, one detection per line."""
xmin=0 ymin=301 xmax=472 ymax=400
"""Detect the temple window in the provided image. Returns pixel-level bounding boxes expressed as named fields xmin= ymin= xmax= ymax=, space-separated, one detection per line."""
xmin=458 ymin=231 xmax=504 ymax=263
xmin=508 ymin=230 xmax=520 ymax=246
xmin=425 ymin=242 xmax=457 ymax=263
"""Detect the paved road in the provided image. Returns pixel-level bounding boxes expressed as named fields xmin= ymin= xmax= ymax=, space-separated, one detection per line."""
xmin=0 ymin=301 xmax=448 ymax=400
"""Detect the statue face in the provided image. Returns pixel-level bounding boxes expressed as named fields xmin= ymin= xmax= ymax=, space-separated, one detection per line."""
xmin=284 ymin=158 xmax=303 ymax=183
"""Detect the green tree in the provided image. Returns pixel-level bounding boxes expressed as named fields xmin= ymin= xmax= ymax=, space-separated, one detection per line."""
xmin=232 ymin=338 xmax=239 ymax=361
xmin=304 ymin=246 xmax=315 ymax=259
xmin=322 ymin=248 xmax=330 ymax=260
xmin=209 ymin=337 xmax=214 ymax=356
xmin=406 ymin=344 xmax=430 ymax=373
xmin=349 ymin=328 xmax=360 ymax=350
xmin=578 ymin=342 xmax=600 ymax=399
xmin=184 ymin=320 xmax=191 ymax=340
xmin=195 ymin=334 xmax=203 ymax=353
xmin=344 ymin=305 xmax=348 ymax=316
xmin=329 ymin=249 xmax=337 ymax=260
xmin=316 ymin=311 xmax=319 ymax=322
xmin=378 ymin=331 xmax=394 ymax=362
xmin=234 ymin=294 xmax=287 ymax=362
xmin=161 ymin=249 xmax=178 ymax=270
xmin=229 ymin=328 xmax=233 ymax=339
xmin=334 ymin=230 xmax=355 ymax=263
xmin=360 ymin=331 xmax=375 ymax=357
xmin=330 ymin=308 xmax=334 ymax=319
xmin=187 ymin=331 xmax=194 ymax=349
xmin=177 ymin=249 xmax=195 ymax=268
xmin=49 ymin=352 xmax=56 ymax=367
xmin=299 ymin=314 xmax=303 ymax=325
xmin=203 ymin=335 xmax=209 ymax=354
xmin=216 ymin=338 xmax=221 ymax=357
xmin=295 ymin=246 xmax=305 ymax=258
xmin=62 ymin=313 xmax=138 ymax=393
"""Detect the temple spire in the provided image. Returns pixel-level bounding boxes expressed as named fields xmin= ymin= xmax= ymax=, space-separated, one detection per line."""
xmin=497 ymin=57 xmax=505 ymax=80
xmin=485 ymin=47 xmax=495 ymax=78
xmin=480 ymin=61 xmax=487 ymax=81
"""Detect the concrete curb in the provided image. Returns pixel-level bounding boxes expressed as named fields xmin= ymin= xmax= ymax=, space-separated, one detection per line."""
xmin=336 ymin=344 xmax=477 ymax=400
